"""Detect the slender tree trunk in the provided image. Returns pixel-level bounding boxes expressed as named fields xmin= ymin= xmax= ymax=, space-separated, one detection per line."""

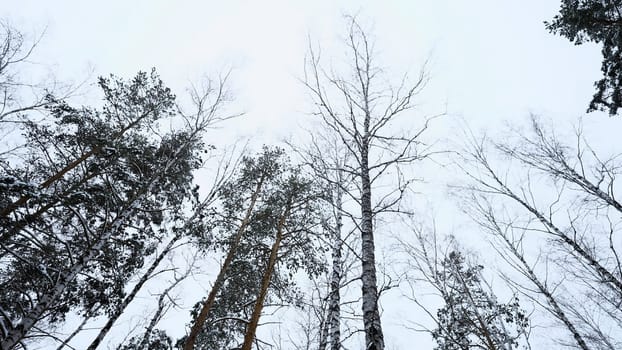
xmin=328 ymin=187 xmax=343 ymax=350
xmin=241 ymin=207 xmax=289 ymax=350
xmin=505 ymin=189 xmax=622 ymax=294
xmin=85 ymin=233 xmax=183 ymax=350
xmin=55 ymin=304 xmax=101 ymax=350
xmin=136 ymin=293 xmax=169 ymax=350
xmin=137 ymin=267 xmax=185 ymax=350
xmin=184 ymin=175 xmax=265 ymax=350
xmin=498 ymin=234 xmax=591 ymax=350
xmin=360 ymin=140 xmax=384 ymax=350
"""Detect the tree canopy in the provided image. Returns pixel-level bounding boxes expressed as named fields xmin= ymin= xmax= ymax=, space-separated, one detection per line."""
xmin=546 ymin=0 xmax=622 ymax=115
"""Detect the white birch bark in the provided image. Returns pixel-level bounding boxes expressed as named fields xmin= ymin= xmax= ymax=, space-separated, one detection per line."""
xmin=327 ymin=185 xmax=343 ymax=350
xmin=359 ymin=138 xmax=384 ymax=350
xmin=303 ymin=17 xmax=430 ymax=350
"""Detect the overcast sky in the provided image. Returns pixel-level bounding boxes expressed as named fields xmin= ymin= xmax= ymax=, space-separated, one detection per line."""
xmin=4 ymin=1 xmax=613 ymax=133
xmin=2 ymin=1 xmax=618 ymax=349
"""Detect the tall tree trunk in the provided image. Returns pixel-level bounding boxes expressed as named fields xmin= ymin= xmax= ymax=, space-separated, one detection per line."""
xmin=85 ymin=232 xmax=183 ymax=350
xmin=240 ymin=207 xmax=289 ymax=350
xmin=137 ymin=264 xmax=187 ymax=350
xmin=328 ymin=187 xmax=343 ymax=350
xmin=497 ymin=234 xmax=591 ymax=350
xmin=360 ymin=140 xmax=384 ymax=350
xmin=184 ymin=175 xmax=265 ymax=350
xmin=56 ymin=304 xmax=101 ymax=350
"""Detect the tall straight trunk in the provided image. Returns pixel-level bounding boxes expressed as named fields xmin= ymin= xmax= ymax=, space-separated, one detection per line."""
xmin=328 ymin=186 xmax=343 ymax=350
xmin=184 ymin=175 xmax=265 ymax=350
xmin=85 ymin=232 xmax=183 ymax=350
xmin=318 ymin=313 xmax=329 ymax=350
xmin=240 ymin=207 xmax=289 ymax=350
xmin=359 ymin=140 xmax=384 ymax=350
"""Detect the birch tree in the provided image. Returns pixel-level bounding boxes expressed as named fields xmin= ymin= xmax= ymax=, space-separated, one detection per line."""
xmin=303 ymin=16 xmax=433 ymax=350
xmin=469 ymin=198 xmax=592 ymax=350
xmin=456 ymin=116 xmax=622 ymax=349
xmin=289 ymin=130 xmax=357 ymax=350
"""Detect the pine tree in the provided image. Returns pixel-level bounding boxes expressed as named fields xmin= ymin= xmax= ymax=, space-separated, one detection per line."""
xmin=546 ymin=0 xmax=622 ymax=115
xmin=183 ymin=147 xmax=325 ymax=350
xmin=0 ymin=70 xmax=209 ymax=349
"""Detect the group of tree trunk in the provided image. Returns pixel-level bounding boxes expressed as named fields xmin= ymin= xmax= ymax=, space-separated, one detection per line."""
xmin=2 ymin=1 xmax=622 ymax=349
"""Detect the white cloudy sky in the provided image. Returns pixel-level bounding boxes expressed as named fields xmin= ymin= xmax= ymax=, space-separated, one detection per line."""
xmin=4 ymin=1 xmax=612 ymax=132
xmin=3 ymin=1 xmax=618 ymax=349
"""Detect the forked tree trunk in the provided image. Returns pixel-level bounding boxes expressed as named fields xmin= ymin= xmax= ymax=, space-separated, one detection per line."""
xmin=240 ymin=206 xmax=289 ymax=350
xmin=184 ymin=175 xmax=266 ymax=350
